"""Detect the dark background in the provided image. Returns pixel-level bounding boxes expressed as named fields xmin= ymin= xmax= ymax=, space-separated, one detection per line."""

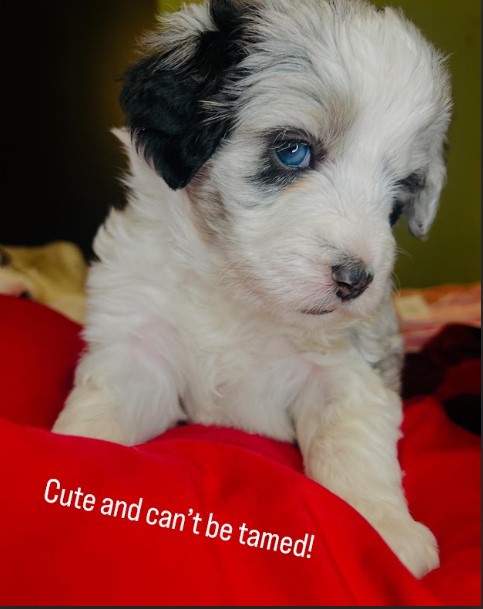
xmin=1 ymin=0 xmax=158 ymax=260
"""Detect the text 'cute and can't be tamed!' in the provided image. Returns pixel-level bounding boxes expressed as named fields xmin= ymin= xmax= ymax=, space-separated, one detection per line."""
xmin=43 ymin=478 xmax=315 ymax=558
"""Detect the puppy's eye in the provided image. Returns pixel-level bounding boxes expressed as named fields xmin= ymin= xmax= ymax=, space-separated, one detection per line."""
xmin=275 ymin=141 xmax=311 ymax=169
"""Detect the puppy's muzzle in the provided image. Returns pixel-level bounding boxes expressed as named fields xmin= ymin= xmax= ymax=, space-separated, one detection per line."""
xmin=331 ymin=261 xmax=374 ymax=301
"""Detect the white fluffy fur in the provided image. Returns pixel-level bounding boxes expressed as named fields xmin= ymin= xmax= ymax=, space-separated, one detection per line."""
xmin=53 ymin=0 xmax=452 ymax=578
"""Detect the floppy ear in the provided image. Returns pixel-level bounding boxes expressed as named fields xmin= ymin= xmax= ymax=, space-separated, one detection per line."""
xmin=406 ymin=139 xmax=448 ymax=239
xmin=120 ymin=0 xmax=247 ymax=190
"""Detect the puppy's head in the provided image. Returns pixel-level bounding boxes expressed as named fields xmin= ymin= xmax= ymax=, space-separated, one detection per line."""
xmin=120 ymin=0 xmax=452 ymax=323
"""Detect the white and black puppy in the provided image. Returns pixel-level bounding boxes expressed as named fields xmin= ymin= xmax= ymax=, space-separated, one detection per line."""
xmin=53 ymin=0 xmax=452 ymax=577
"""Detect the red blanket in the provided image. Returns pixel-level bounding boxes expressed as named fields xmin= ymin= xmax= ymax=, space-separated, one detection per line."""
xmin=0 ymin=295 xmax=480 ymax=606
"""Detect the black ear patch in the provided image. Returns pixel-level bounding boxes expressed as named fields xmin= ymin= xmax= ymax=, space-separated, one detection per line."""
xmin=120 ymin=0 xmax=248 ymax=190
xmin=390 ymin=171 xmax=426 ymax=229
xmin=389 ymin=200 xmax=405 ymax=227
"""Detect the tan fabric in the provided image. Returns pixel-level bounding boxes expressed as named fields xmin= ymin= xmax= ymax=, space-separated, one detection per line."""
xmin=394 ymin=283 xmax=481 ymax=352
xmin=0 ymin=241 xmax=87 ymax=324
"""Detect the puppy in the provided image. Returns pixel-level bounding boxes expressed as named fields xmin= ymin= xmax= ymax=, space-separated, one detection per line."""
xmin=52 ymin=0 xmax=452 ymax=577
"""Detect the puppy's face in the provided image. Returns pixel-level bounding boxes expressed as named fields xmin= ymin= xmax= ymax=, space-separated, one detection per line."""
xmin=121 ymin=0 xmax=452 ymax=323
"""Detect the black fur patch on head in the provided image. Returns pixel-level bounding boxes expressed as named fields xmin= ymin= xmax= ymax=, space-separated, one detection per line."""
xmin=120 ymin=0 xmax=249 ymax=190
xmin=396 ymin=172 xmax=426 ymax=194
xmin=390 ymin=171 xmax=426 ymax=227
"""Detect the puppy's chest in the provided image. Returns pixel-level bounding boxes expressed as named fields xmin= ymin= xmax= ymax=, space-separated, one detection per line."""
xmin=178 ymin=311 xmax=351 ymax=441
xmin=180 ymin=316 xmax=295 ymax=398
xmin=181 ymin=336 xmax=298 ymax=440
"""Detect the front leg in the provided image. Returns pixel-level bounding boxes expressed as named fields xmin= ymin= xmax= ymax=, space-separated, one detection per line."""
xmin=293 ymin=358 xmax=439 ymax=578
xmin=53 ymin=319 xmax=186 ymax=445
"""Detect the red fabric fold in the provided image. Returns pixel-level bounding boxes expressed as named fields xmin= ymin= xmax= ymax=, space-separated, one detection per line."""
xmin=0 ymin=295 xmax=480 ymax=606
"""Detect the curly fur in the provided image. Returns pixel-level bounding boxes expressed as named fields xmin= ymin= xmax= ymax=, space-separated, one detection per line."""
xmin=52 ymin=0 xmax=452 ymax=577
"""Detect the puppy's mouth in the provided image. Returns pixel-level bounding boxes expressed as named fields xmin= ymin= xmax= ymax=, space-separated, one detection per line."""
xmin=300 ymin=307 xmax=335 ymax=315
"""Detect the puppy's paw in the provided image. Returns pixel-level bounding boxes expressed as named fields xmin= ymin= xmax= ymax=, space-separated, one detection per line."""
xmin=52 ymin=410 xmax=127 ymax=444
xmin=52 ymin=383 xmax=128 ymax=444
xmin=378 ymin=515 xmax=439 ymax=578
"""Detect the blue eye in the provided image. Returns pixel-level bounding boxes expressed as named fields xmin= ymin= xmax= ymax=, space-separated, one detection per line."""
xmin=275 ymin=141 xmax=312 ymax=169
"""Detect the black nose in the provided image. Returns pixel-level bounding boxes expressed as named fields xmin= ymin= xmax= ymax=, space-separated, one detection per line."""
xmin=331 ymin=262 xmax=374 ymax=301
